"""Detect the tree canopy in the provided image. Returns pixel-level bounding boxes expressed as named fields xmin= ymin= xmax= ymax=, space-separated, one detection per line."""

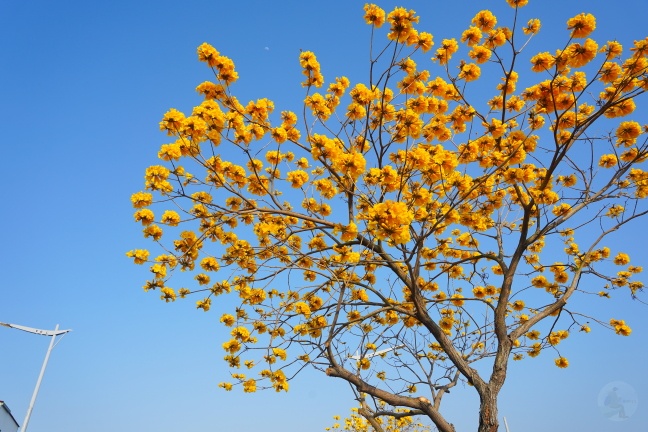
xmin=128 ymin=2 xmax=648 ymax=431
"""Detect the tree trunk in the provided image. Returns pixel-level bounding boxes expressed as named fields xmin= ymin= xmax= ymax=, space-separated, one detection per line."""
xmin=478 ymin=390 xmax=499 ymax=432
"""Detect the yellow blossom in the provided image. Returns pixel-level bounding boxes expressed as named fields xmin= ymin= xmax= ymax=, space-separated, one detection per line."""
xmin=131 ymin=192 xmax=153 ymax=208
xmin=554 ymin=357 xmax=569 ymax=368
xmin=567 ymin=13 xmax=596 ymax=38
xmin=364 ymin=4 xmax=386 ymax=27
xmin=613 ymin=253 xmax=630 ymax=265
xmin=472 ymin=10 xmax=497 ymax=32
xmin=523 ymin=19 xmax=541 ymax=35
xmin=243 ymin=379 xmax=257 ymax=393
xmin=220 ymin=314 xmax=236 ymax=326
xmin=273 ymin=347 xmax=288 ymax=361
xmin=126 ymin=249 xmax=149 ymax=265
xmin=362 ymin=200 xmax=414 ymax=244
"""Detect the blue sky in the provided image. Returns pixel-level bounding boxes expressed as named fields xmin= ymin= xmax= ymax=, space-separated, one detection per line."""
xmin=1 ymin=1 xmax=647 ymax=431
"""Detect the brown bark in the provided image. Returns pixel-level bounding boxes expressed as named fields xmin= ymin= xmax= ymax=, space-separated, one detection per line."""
xmin=478 ymin=389 xmax=499 ymax=432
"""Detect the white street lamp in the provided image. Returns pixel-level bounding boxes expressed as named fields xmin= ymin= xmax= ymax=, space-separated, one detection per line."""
xmin=0 ymin=322 xmax=71 ymax=432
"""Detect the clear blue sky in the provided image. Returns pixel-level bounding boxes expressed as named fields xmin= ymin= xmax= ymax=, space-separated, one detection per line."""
xmin=1 ymin=1 xmax=647 ymax=431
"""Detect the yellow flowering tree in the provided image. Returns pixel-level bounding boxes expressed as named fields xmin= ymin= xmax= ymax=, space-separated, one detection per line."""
xmin=128 ymin=2 xmax=648 ymax=432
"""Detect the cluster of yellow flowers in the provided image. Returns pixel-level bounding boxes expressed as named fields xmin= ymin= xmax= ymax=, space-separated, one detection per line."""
xmin=361 ymin=200 xmax=414 ymax=245
xmin=197 ymin=42 xmax=238 ymax=84
xmin=610 ymin=319 xmax=632 ymax=336
xmin=326 ymin=403 xmax=432 ymax=432
xmin=300 ymin=51 xmax=324 ymax=88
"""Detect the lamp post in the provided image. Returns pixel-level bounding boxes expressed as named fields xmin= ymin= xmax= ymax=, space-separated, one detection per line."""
xmin=0 ymin=322 xmax=71 ymax=432
xmin=503 ymin=416 xmax=511 ymax=432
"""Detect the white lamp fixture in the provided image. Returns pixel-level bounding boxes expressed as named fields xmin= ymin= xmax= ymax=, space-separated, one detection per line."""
xmin=0 ymin=322 xmax=71 ymax=432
